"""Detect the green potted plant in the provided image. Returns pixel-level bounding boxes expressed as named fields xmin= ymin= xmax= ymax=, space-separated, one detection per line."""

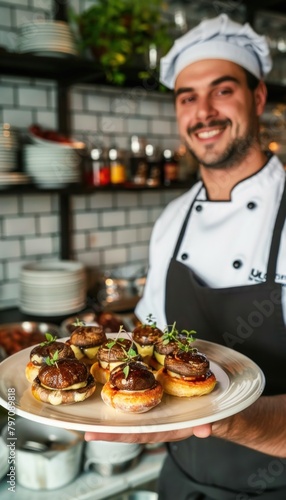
xmin=69 ymin=0 xmax=174 ymax=85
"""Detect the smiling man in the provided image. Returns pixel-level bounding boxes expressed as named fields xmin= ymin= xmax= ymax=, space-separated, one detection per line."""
xmin=174 ymin=58 xmax=268 ymax=200
xmin=85 ymin=14 xmax=286 ymax=500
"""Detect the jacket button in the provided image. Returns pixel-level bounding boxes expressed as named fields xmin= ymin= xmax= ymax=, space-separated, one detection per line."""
xmin=181 ymin=253 xmax=188 ymax=260
xmin=247 ymin=202 xmax=257 ymax=210
xmin=195 ymin=204 xmax=203 ymax=212
xmin=233 ymin=260 xmax=243 ymax=269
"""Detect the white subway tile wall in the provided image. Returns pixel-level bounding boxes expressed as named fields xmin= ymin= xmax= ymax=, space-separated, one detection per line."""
xmin=0 ymin=0 xmax=186 ymax=310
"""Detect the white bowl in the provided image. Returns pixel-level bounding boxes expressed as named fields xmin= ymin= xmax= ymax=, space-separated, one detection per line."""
xmin=84 ymin=441 xmax=144 ymax=477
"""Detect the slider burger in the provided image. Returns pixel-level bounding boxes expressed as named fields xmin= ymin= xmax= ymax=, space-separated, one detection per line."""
xmin=101 ymin=360 xmax=163 ymax=413
xmin=90 ymin=336 xmax=140 ymax=385
xmin=132 ymin=314 xmax=163 ymax=360
xmin=31 ymin=355 xmax=96 ymax=406
xmin=25 ymin=333 xmax=75 ymax=383
xmin=156 ymin=335 xmax=216 ymax=397
xmin=152 ymin=322 xmax=187 ymax=370
xmin=67 ymin=322 xmax=107 ymax=365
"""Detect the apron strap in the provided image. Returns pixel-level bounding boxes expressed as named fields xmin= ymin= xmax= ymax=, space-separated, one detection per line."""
xmin=266 ymin=177 xmax=286 ymax=282
xmin=172 ymin=184 xmax=203 ymax=259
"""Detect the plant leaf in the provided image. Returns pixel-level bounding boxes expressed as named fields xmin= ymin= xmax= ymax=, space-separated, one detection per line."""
xmin=123 ymin=365 xmax=130 ymax=379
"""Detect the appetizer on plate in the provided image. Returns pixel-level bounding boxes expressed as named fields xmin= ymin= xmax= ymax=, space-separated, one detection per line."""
xmin=31 ymin=355 xmax=96 ymax=406
xmin=91 ymin=334 xmax=140 ymax=385
xmin=25 ymin=333 xmax=75 ymax=383
xmin=156 ymin=330 xmax=216 ymax=397
xmin=101 ymin=359 xmax=163 ymax=413
xmin=66 ymin=320 xmax=107 ymax=365
xmin=152 ymin=321 xmax=186 ymax=370
xmin=132 ymin=314 xmax=164 ymax=360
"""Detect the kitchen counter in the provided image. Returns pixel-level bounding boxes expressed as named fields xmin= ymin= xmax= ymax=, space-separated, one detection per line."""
xmin=0 ymin=447 xmax=166 ymax=499
xmin=0 ymin=307 xmax=72 ymax=326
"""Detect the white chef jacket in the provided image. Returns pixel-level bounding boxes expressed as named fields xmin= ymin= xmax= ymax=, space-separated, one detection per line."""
xmin=136 ymin=154 xmax=286 ymax=329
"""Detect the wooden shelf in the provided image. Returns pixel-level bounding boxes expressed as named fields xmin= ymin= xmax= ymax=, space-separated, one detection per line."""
xmin=0 ymin=180 xmax=193 ymax=195
xmin=1 ymin=50 xmax=285 ymax=101
xmin=0 ymin=50 xmax=161 ymax=89
xmin=0 ymin=50 xmax=104 ymax=84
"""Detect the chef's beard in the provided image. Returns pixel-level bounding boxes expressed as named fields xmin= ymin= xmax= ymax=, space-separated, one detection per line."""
xmin=186 ymin=119 xmax=257 ymax=170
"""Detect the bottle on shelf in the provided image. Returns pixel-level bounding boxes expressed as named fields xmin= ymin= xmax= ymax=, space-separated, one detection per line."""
xmin=162 ymin=148 xmax=179 ymax=186
xmin=145 ymin=143 xmax=163 ymax=187
xmin=86 ymin=145 xmax=110 ymax=186
xmin=129 ymin=135 xmax=148 ymax=185
xmin=176 ymin=143 xmax=199 ymax=182
xmin=109 ymin=146 xmax=126 ymax=185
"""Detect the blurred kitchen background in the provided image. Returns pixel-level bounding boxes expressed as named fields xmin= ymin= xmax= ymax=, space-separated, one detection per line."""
xmin=0 ymin=0 xmax=286 ymax=315
xmin=0 ymin=1 xmax=286 ymax=499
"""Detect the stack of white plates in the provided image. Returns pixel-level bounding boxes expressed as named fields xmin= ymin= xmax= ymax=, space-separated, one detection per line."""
xmin=23 ymin=144 xmax=83 ymax=187
xmin=0 ymin=123 xmax=19 ymax=172
xmin=18 ymin=21 xmax=79 ymax=57
xmin=19 ymin=261 xmax=87 ymax=316
xmin=0 ymin=172 xmax=30 ymax=189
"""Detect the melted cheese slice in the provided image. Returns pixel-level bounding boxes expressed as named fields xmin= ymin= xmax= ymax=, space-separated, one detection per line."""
xmin=31 ymin=354 xmax=44 ymax=364
xmin=41 ymin=381 xmax=87 ymax=391
xmin=134 ymin=342 xmax=154 ymax=357
xmin=83 ymin=346 xmax=100 ymax=359
xmin=154 ymin=351 xmax=165 ymax=366
xmin=167 ymin=369 xmax=181 ymax=378
xmin=70 ymin=345 xmax=85 ymax=359
xmin=166 ymin=370 xmax=196 ymax=381
xmin=99 ymin=360 xmax=125 ymax=370
xmin=70 ymin=345 xmax=100 ymax=360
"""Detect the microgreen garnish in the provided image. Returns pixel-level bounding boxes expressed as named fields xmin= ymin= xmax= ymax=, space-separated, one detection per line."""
xmin=44 ymin=350 xmax=59 ymax=367
xmin=177 ymin=329 xmax=197 ymax=353
xmin=107 ymin=325 xmax=137 ymax=379
xmin=144 ymin=313 xmax=157 ymax=328
xmin=162 ymin=321 xmax=179 ymax=345
xmin=72 ymin=318 xmax=85 ymax=327
xmin=40 ymin=332 xmax=57 ymax=346
xmin=161 ymin=323 xmax=197 ymax=352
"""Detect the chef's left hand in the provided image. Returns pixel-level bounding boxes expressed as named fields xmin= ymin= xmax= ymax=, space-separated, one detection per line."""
xmin=85 ymin=424 xmax=212 ymax=444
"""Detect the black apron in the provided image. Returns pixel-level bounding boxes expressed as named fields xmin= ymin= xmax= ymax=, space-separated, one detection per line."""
xmin=160 ymin=179 xmax=286 ymax=500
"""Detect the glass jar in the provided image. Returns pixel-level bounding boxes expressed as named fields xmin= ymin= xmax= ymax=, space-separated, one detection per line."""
xmin=129 ymin=135 xmax=148 ymax=185
xmin=162 ymin=148 xmax=179 ymax=185
xmin=86 ymin=146 xmax=110 ymax=186
xmin=146 ymin=143 xmax=162 ymax=187
xmin=109 ymin=147 xmax=126 ymax=185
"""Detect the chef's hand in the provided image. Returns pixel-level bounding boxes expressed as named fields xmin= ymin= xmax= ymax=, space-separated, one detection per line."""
xmin=85 ymin=424 xmax=212 ymax=444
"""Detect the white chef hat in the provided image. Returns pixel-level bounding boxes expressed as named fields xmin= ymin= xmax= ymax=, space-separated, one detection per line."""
xmin=160 ymin=14 xmax=272 ymax=89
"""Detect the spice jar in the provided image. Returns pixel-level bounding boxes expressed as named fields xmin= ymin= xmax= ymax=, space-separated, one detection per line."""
xmin=85 ymin=146 xmax=110 ymax=186
xmin=109 ymin=147 xmax=126 ymax=185
xmin=146 ymin=144 xmax=162 ymax=187
xmin=163 ymin=148 xmax=179 ymax=185
xmin=129 ymin=135 xmax=148 ymax=185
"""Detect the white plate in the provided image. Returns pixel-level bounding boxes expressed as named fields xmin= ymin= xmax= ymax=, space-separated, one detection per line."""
xmin=0 ymin=337 xmax=265 ymax=433
xmin=26 ymin=134 xmax=85 ymax=149
xmin=19 ymin=296 xmax=86 ymax=307
xmin=21 ymin=260 xmax=85 ymax=276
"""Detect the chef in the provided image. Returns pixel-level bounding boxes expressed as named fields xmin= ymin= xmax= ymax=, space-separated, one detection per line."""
xmin=85 ymin=14 xmax=286 ymax=499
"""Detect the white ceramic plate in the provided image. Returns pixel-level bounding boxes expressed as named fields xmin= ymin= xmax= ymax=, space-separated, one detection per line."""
xmin=26 ymin=133 xmax=85 ymax=149
xmin=0 ymin=337 xmax=265 ymax=433
xmin=21 ymin=260 xmax=85 ymax=276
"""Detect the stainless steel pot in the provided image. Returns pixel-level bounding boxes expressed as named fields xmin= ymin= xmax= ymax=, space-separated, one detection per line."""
xmin=96 ymin=264 xmax=146 ymax=307
xmin=1 ymin=418 xmax=84 ymax=490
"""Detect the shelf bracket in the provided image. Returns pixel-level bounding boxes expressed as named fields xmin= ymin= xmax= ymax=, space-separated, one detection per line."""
xmin=59 ymin=192 xmax=72 ymax=260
